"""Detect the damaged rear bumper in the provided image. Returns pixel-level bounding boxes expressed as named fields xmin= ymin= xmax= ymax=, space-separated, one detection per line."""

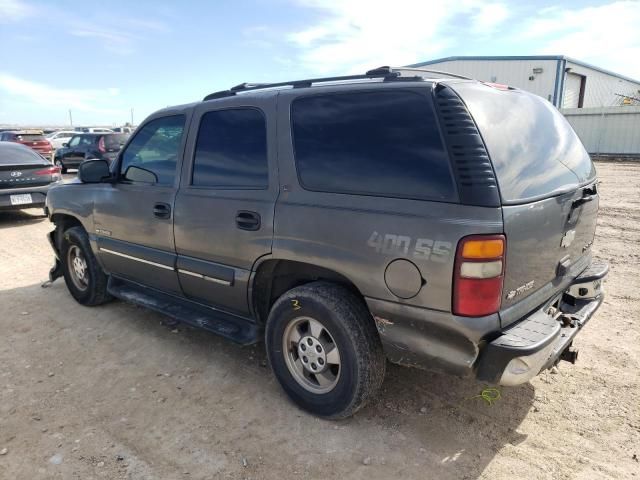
xmin=477 ymin=259 xmax=608 ymax=385
xmin=367 ymin=259 xmax=609 ymax=385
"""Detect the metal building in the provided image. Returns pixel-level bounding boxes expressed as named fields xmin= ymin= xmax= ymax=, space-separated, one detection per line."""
xmin=408 ymin=55 xmax=640 ymax=109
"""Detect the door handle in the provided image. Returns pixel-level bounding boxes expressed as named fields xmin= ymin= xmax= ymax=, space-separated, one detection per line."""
xmin=153 ymin=202 xmax=171 ymax=219
xmin=236 ymin=210 xmax=261 ymax=231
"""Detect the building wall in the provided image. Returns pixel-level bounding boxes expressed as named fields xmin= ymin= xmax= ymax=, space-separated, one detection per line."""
xmin=563 ymin=61 xmax=640 ymax=108
xmin=562 ymin=106 xmax=640 ymax=155
xmin=415 ymin=59 xmax=560 ymax=104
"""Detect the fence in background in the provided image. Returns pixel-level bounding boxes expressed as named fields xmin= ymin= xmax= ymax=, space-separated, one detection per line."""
xmin=562 ymin=106 xmax=640 ymax=156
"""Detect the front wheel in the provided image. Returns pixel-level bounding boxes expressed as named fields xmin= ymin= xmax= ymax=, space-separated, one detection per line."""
xmin=60 ymin=226 xmax=112 ymax=306
xmin=265 ymin=282 xmax=385 ymax=419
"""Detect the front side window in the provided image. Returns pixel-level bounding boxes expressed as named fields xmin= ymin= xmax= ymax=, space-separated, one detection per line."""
xmin=120 ymin=115 xmax=185 ymax=185
xmin=291 ymin=90 xmax=455 ymax=202
xmin=68 ymin=136 xmax=81 ymax=147
xmin=192 ymin=108 xmax=268 ymax=188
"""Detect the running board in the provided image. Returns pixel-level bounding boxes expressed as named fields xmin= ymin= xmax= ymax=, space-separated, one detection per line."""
xmin=107 ymin=276 xmax=260 ymax=345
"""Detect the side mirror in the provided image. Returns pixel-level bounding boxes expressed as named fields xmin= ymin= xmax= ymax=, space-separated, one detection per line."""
xmin=78 ymin=159 xmax=111 ymax=183
xmin=124 ymin=165 xmax=158 ymax=184
xmin=62 ymin=142 xmax=69 ymax=148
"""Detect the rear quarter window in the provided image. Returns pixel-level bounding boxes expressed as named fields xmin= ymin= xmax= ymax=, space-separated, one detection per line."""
xmin=291 ymin=90 xmax=456 ymax=202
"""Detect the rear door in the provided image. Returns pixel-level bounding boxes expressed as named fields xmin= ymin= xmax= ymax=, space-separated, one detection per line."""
xmin=173 ymin=96 xmax=278 ymax=316
xmin=451 ymin=82 xmax=598 ymax=325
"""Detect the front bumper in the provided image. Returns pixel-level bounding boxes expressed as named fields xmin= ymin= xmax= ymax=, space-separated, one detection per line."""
xmin=476 ymin=259 xmax=609 ymax=386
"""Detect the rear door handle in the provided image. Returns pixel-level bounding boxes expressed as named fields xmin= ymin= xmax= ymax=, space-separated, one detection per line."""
xmin=153 ymin=202 xmax=171 ymax=219
xmin=236 ymin=210 xmax=261 ymax=231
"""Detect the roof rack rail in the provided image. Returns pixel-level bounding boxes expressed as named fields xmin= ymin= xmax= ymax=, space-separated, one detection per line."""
xmin=201 ymin=66 xmax=469 ymax=101
xmin=203 ymin=66 xmax=408 ymax=101
xmin=395 ymin=67 xmax=473 ymax=80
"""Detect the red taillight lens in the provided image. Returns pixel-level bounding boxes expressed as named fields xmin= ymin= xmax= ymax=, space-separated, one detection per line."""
xmin=34 ymin=166 xmax=62 ymax=176
xmin=453 ymin=235 xmax=505 ymax=317
xmin=98 ymin=136 xmax=106 ymax=153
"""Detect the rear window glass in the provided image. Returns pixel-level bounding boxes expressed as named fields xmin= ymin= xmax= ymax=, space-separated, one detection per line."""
xmin=104 ymin=134 xmax=128 ymax=148
xmin=0 ymin=144 xmax=46 ymax=165
xmin=16 ymin=134 xmax=45 ymax=141
xmin=291 ymin=90 xmax=456 ymax=202
xmin=456 ymin=83 xmax=596 ymax=203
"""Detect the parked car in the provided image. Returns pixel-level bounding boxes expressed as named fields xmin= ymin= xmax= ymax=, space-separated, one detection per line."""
xmin=113 ymin=126 xmax=134 ymax=134
xmin=0 ymin=142 xmax=61 ymax=211
xmin=53 ymin=133 xmax=128 ymax=173
xmin=75 ymin=127 xmax=114 ymax=133
xmin=0 ymin=130 xmax=53 ymax=161
xmin=45 ymin=66 xmax=608 ymax=419
xmin=46 ymin=130 xmax=76 ymax=150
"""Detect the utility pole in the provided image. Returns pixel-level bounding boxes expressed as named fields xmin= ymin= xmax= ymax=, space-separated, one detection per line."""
xmin=68 ymin=109 xmax=73 ymax=127
xmin=130 ymin=108 xmax=134 ymax=126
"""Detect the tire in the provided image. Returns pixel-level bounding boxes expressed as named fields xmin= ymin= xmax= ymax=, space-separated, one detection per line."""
xmin=265 ymin=281 xmax=385 ymax=419
xmin=60 ymin=226 xmax=112 ymax=306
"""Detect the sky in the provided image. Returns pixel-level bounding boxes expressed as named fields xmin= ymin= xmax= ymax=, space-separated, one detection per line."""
xmin=1 ymin=0 xmax=639 ymax=126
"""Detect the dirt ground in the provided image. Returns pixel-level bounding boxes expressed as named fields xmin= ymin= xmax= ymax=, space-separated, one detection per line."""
xmin=0 ymin=161 xmax=638 ymax=480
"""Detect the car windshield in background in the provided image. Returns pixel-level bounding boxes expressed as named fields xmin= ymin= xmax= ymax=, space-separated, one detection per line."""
xmin=16 ymin=134 xmax=46 ymax=142
xmin=0 ymin=144 xmax=47 ymax=165
xmin=104 ymin=134 xmax=128 ymax=148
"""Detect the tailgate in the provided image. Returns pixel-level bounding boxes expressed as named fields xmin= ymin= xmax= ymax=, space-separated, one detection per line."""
xmin=501 ymin=183 xmax=598 ymax=311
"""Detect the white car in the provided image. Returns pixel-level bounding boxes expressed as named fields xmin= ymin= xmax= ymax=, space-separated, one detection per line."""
xmin=77 ymin=127 xmax=114 ymax=134
xmin=46 ymin=131 xmax=76 ymax=150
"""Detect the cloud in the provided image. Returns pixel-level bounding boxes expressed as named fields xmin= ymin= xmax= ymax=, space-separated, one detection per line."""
xmin=524 ymin=1 xmax=640 ymax=79
xmin=471 ymin=3 xmax=510 ymax=34
xmin=0 ymin=0 xmax=33 ymax=22
xmin=0 ymin=73 xmax=124 ymax=114
xmin=283 ymin=0 xmax=512 ymax=75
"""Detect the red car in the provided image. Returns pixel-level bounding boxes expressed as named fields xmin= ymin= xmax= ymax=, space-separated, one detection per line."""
xmin=0 ymin=130 xmax=53 ymax=161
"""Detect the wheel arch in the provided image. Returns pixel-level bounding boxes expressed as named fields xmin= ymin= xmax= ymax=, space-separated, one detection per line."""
xmin=251 ymin=258 xmax=368 ymax=325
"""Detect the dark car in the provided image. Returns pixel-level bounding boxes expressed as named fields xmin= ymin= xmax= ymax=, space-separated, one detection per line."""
xmin=0 ymin=130 xmax=53 ymax=161
xmin=45 ymin=66 xmax=608 ymax=419
xmin=53 ymin=133 xmax=128 ymax=173
xmin=0 ymin=142 xmax=61 ymax=211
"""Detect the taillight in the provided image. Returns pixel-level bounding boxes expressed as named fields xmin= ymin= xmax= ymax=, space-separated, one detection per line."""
xmin=35 ymin=166 xmax=62 ymax=180
xmin=98 ymin=136 xmax=106 ymax=153
xmin=453 ymin=235 xmax=505 ymax=317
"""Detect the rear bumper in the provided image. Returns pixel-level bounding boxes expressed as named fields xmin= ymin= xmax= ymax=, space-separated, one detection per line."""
xmin=476 ymin=259 xmax=609 ymax=385
xmin=368 ymin=259 xmax=608 ymax=385
xmin=0 ymin=184 xmax=54 ymax=210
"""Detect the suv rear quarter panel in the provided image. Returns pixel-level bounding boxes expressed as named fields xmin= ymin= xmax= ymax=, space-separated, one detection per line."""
xmin=274 ymin=85 xmax=505 ymax=313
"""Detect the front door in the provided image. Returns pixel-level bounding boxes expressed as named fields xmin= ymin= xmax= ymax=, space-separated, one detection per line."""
xmin=92 ymin=112 xmax=190 ymax=294
xmin=173 ymin=97 xmax=278 ymax=316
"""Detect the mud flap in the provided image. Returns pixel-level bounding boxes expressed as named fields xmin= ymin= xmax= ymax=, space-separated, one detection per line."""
xmin=45 ymin=229 xmax=64 ymax=285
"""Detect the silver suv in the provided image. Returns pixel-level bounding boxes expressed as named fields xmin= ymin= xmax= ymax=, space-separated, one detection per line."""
xmin=45 ymin=67 xmax=608 ymax=418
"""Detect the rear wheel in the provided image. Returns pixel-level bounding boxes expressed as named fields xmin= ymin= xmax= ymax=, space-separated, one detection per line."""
xmin=265 ymin=281 xmax=385 ymax=419
xmin=60 ymin=226 xmax=111 ymax=306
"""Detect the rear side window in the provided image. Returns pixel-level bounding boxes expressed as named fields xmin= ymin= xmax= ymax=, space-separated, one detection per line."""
xmin=192 ymin=108 xmax=268 ymax=188
xmin=456 ymin=83 xmax=596 ymax=203
xmin=291 ymin=90 xmax=455 ymax=201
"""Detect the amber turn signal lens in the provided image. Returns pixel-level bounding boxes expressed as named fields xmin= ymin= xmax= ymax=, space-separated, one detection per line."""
xmin=461 ymin=239 xmax=504 ymax=259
